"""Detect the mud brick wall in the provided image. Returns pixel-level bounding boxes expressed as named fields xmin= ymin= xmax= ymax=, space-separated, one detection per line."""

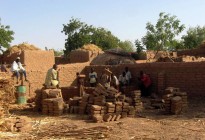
xmin=58 ymin=63 xmax=89 ymax=87
xmin=83 ymin=62 xmax=205 ymax=96
xmin=2 ymin=52 xmax=24 ymax=64
xmin=177 ymin=47 xmax=205 ymax=57
xmin=70 ymin=51 xmax=90 ymax=63
xmin=23 ymin=50 xmax=54 ymax=71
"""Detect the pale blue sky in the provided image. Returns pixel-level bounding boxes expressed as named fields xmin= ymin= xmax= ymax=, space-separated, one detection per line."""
xmin=1 ymin=0 xmax=205 ymax=50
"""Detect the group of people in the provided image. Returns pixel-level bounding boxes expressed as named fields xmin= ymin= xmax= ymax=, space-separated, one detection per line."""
xmin=88 ymin=67 xmax=152 ymax=97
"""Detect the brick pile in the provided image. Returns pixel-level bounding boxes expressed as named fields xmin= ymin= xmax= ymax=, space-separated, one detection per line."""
xmin=131 ymin=90 xmax=143 ymax=111
xmin=34 ymin=89 xmax=66 ymax=116
xmin=42 ymin=98 xmax=64 ymax=116
xmin=174 ymin=92 xmax=188 ymax=111
xmin=2 ymin=116 xmax=32 ymax=132
xmin=171 ymin=96 xmax=182 ymax=115
xmin=68 ymin=84 xmax=143 ymax=123
xmin=163 ymin=87 xmax=188 ymax=114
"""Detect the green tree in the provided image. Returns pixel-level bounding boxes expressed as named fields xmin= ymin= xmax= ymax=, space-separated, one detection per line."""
xmin=91 ymin=27 xmax=120 ymax=50
xmin=182 ymin=26 xmax=205 ymax=49
xmin=142 ymin=12 xmax=185 ymax=51
xmin=135 ymin=39 xmax=144 ymax=53
xmin=62 ymin=18 xmax=121 ymax=55
xmin=0 ymin=18 xmax=14 ymax=51
xmin=118 ymin=40 xmax=135 ymax=52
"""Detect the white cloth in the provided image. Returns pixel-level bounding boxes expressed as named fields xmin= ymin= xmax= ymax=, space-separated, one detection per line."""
xmin=125 ymin=71 xmax=132 ymax=81
xmin=113 ymin=75 xmax=119 ymax=86
xmin=89 ymin=72 xmax=97 ymax=83
xmin=11 ymin=61 xmax=25 ymax=72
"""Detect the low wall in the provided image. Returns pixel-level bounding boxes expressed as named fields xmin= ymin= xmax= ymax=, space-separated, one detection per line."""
xmin=8 ymin=62 xmax=205 ymax=99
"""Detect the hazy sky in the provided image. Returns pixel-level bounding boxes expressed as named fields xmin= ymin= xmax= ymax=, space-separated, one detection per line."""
xmin=1 ymin=0 xmax=205 ymax=50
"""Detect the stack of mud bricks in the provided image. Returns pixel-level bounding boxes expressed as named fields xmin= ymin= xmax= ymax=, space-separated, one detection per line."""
xmin=131 ymin=90 xmax=143 ymax=111
xmin=90 ymin=105 xmax=104 ymax=123
xmin=2 ymin=116 xmax=32 ymax=132
xmin=42 ymin=98 xmax=64 ymax=116
xmin=79 ymin=94 xmax=89 ymax=114
xmin=68 ymin=97 xmax=81 ymax=114
xmin=174 ymin=92 xmax=188 ymax=111
xmin=171 ymin=96 xmax=182 ymax=115
xmin=163 ymin=87 xmax=188 ymax=114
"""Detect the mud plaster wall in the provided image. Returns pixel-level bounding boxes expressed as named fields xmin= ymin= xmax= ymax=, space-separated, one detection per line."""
xmin=25 ymin=62 xmax=205 ymax=98
xmin=83 ymin=63 xmax=205 ymax=96
xmin=177 ymin=47 xmax=205 ymax=57
xmin=23 ymin=50 xmax=54 ymax=71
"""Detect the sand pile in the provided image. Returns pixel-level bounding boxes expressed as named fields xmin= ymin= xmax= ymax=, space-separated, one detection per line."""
xmin=78 ymin=44 xmax=103 ymax=53
xmin=91 ymin=53 xmax=136 ymax=65
xmin=5 ymin=43 xmax=40 ymax=54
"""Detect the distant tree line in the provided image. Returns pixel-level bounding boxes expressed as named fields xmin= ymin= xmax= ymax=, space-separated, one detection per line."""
xmin=1 ymin=13 xmax=205 ymax=57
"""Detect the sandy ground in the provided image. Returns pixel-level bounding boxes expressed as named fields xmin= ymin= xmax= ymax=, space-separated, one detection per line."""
xmin=1 ymin=97 xmax=205 ymax=140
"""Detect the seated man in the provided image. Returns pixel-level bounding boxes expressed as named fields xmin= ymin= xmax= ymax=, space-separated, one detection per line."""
xmin=44 ymin=64 xmax=59 ymax=88
xmin=11 ymin=57 xmax=27 ymax=84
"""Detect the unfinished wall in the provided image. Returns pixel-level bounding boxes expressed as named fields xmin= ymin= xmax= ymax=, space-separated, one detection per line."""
xmin=83 ymin=63 xmax=205 ymax=96
xmin=70 ymin=51 xmax=90 ymax=63
xmin=177 ymin=47 xmax=205 ymax=57
xmin=23 ymin=50 xmax=54 ymax=71
xmin=8 ymin=61 xmax=205 ymax=99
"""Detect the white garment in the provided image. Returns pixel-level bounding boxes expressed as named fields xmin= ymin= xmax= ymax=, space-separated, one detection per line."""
xmin=11 ymin=61 xmax=25 ymax=72
xmin=113 ymin=75 xmax=119 ymax=86
xmin=125 ymin=71 xmax=132 ymax=81
xmin=89 ymin=72 xmax=97 ymax=83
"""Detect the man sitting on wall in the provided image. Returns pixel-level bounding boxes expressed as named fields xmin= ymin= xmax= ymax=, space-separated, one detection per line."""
xmin=44 ymin=64 xmax=59 ymax=88
xmin=11 ymin=57 xmax=28 ymax=84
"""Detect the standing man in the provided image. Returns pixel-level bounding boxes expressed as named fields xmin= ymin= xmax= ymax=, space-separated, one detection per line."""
xmin=89 ymin=68 xmax=97 ymax=87
xmin=125 ymin=67 xmax=132 ymax=85
xmin=11 ymin=57 xmax=28 ymax=84
xmin=44 ymin=64 xmax=59 ymax=88
xmin=138 ymin=71 xmax=152 ymax=97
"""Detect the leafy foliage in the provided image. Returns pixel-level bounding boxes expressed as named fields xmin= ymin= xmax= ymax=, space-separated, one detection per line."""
xmin=135 ymin=39 xmax=144 ymax=53
xmin=142 ymin=12 xmax=185 ymax=51
xmin=182 ymin=26 xmax=205 ymax=49
xmin=0 ymin=18 xmax=14 ymax=51
xmin=62 ymin=18 xmax=132 ymax=55
xmin=118 ymin=40 xmax=135 ymax=52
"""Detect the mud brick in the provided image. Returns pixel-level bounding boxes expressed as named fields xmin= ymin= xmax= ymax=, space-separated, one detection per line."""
xmin=163 ymin=94 xmax=174 ymax=99
xmin=94 ymin=101 xmax=105 ymax=106
xmin=91 ymin=105 xmax=102 ymax=111
xmin=110 ymin=114 xmax=116 ymax=121
xmin=73 ymin=106 xmax=79 ymax=114
xmin=115 ymin=101 xmax=123 ymax=106
xmin=106 ymin=102 xmax=115 ymax=108
xmin=91 ymin=110 xmax=101 ymax=115
xmin=79 ymin=101 xmax=87 ymax=107
xmin=115 ymin=114 xmax=121 ymax=121
xmin=92 ymin=115 xmax=103 ymax=123
xmin=125 ymin=97 xmax=133 ymax=105
xmin=121 ymin=112 xmax=127 ymax=118
xmin=100 ymin=110 xmax=106 ymax=115
xmin=107 ymin=108 xmax=115 ymax=113
xmin=69 ymin=106 xmax=74 ymax=113
xmin=174 ymin=92 xmax=187 ymax=96
xmin=103 ymin=114 xmax=112 ymax=122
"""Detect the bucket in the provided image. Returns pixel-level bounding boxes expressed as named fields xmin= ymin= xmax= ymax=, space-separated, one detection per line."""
xmin=17 ymin=86 xmax=27 ymax=104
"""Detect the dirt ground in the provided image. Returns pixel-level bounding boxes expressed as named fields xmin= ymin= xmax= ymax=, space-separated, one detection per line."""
xmin=1 ymin=97 xmax=205 ymax=140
